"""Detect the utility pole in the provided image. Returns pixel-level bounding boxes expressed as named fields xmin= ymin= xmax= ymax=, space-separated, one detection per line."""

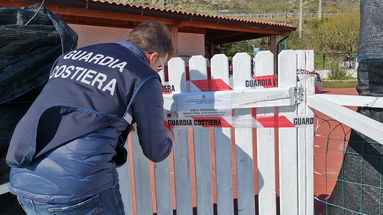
xmin=318 ymin=0 xmax=322 ymax=20
xmin=299 ymin=0 xmax=303 ymax=38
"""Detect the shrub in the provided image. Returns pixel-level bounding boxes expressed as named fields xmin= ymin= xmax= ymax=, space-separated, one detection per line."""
xmin=327 ymin=60 xmax=350 ymax=80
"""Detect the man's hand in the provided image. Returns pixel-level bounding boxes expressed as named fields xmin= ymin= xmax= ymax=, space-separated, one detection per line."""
xmin=131 ymin=123 xmax=137 ymax=132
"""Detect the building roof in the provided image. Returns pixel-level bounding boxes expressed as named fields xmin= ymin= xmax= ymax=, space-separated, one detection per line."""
xmin=92 ymin=0 xmax=293 ymax=29
xmin=0 ymin=0 xmax=296 ymax=44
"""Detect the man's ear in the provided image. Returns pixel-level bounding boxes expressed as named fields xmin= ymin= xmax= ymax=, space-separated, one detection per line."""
xmin=147 ymin=52 xmax=159 ymax=66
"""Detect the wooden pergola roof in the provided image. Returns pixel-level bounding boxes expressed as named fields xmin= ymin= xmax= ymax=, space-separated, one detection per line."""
xmin=0 ymin=0 xmax=296 ymax=45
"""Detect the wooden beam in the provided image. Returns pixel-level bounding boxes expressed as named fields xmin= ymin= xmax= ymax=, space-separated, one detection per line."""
xmin=170 ymin=26 xmax=179 ymax=57
xmin=180 ymin=20 xmax=289 ymax=35
xmin=58 ymin=6 xmax=177 ymax=25
xmin=0 ymin=1 xmax=178 ymax=25
xmin=269 ymin=35 xmax=277 ymax=74
xmin=177 ymin=26 xmax=206 ymax=34
xmin=0 ymin=0 xmax=30 ymax=7
xmin=62 ymin=15 xmax=139 ymax=28
xmin=206 ymin=31 xmax=246 ymax=41
xmin=269 ymin=35 xmax=278 ymax=56
xmin=209 ymin=43 xmax=215 ymax=59
xmin=209 ymin=33 xmax=265 ymax=45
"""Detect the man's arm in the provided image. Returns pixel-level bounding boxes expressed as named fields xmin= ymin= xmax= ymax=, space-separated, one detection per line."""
xmin=132 ymin=78 xmax=173 ymax=162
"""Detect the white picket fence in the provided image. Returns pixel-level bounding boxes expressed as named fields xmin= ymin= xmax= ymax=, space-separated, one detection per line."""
xmin=2 ymin=50 xmax=381 ymax=215
xmin=117 ymin=50 xmax=317 ymax=215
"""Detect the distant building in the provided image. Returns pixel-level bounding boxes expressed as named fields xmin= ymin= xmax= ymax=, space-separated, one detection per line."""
xmin=1 ymin=0 xmax=296 ymax=59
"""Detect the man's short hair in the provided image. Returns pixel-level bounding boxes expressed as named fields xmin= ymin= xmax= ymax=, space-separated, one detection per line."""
xmin=128 ymin=21 xmax=174 ymax=59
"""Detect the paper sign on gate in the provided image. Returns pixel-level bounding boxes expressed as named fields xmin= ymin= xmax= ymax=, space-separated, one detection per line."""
xmin=175 ymin=91 xmax=232 ymax=118
xmin=163 ymin=90 xmax=313 ymax=128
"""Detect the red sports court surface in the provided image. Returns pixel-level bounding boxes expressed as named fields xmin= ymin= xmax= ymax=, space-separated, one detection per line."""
xmin=314 ymin=88 xmax=358 ymax=214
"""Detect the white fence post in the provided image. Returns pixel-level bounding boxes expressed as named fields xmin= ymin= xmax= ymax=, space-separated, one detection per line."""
xmin=116 ymin=144 xmax=134 ymax=215
xmin=296 ymin=50 xmax=316 ymax=215
xmin=189 ymin=55 xmax=214 ymax=215
xmin=211 ymin=54 xmax=234 ymax=215
xmin=154 ymin=158 xmax=172 ymax=215
xmin=296 ymin=74 xmax=316 ymax=215
xmin=131 ymin=132 xmax=153 ymax=215
xmin=254 ymin=51 xmax=277 ymax=215
xmin=305 ymin=76 xmax=315 ymax=215
xmin=303 ymin=51 xmax=315 ymax=215
xmin=305 ymin=50 xmax=315 ymax=71
xmin=296 ymin=50 xmax=308 ymax=215
xmin=233 ymin=52 xmax=255 ymax=215
xmin=154 ymin=66 xmax=173 ymax=215
xmin=168 ymin=57 xmax=193 ymax=215
xmin=278 ymin=50 xmax=299 ymax=215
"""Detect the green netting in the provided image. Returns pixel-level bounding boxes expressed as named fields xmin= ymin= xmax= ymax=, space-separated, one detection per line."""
xmin=314 ymin=111 xmax=383 ymax=215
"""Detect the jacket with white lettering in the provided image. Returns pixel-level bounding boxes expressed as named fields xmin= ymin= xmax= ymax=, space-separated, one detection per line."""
xmin=6 ymin=41 xmax=172 ymax=203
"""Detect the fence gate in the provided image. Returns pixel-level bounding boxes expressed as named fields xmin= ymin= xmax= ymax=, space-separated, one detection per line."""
xmin=116 ymin=50 xmax=316 ymax=215
xmin=2 ymin=50 xmax=381 ymax=214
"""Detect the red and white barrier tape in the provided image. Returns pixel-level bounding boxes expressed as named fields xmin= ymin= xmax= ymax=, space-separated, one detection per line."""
xmin=164 ymin=113 xmax=313 ymax=128
xmin=162 ymin=75 xmax=313 ymax=128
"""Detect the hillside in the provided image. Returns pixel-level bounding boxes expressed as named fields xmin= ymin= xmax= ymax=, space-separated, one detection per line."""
xmin=240 ymin=0 xmax=359 ymax=14
xmin=113 ymin=0 xmax=361 ymax=73
xmin=114 ymin=0 xmax=360 ymax=16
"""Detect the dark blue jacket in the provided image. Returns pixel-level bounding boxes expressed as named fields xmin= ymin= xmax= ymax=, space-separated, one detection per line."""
xmin=6 ymin=41 xmax=172 ymax=203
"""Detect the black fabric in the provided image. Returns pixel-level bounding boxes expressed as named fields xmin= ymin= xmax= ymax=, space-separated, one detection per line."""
xmin=358 ymin=0 xmax=383 ymax=60
xmin=328 ymin=1 xmax=383 ymax=212
xmin=0 ymin=87 xmax=43 ymax=185
xmin=356 ymin=60 xmax=383 ymax=97
xmin=328 ymin=61 xmax=383 ymax=214
xmin=0 ymin=6 xmax=78 ymax=104
xmin=0 ymin=6 xmax=77 ymax=184
xmin=0 ymin=192 xmax=25 ymax=215
xmin=328 ymin=112 xmax=383 ymax=214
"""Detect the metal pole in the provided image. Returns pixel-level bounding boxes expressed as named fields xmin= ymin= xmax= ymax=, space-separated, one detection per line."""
xmin=318 ymin=0 xmax=322 ymax=20
xmin=299 ymin=0 xmax=303 ymax=39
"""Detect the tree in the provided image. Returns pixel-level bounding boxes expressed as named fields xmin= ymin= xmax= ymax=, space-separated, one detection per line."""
xmin=215 ymin=41 xmax=252 ymax=57
xmin=310 ymin=12 xmax=360 ymax=55
xmin=293 ymin=0 xmax=316 ymax=38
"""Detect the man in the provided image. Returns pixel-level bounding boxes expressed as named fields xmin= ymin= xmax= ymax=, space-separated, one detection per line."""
xmin=6 ymin=20 xmax=174 ymax=215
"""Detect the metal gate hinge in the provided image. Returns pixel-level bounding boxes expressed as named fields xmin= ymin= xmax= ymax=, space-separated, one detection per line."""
xmin=295 ymin=87 xmax=305 ymax=103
